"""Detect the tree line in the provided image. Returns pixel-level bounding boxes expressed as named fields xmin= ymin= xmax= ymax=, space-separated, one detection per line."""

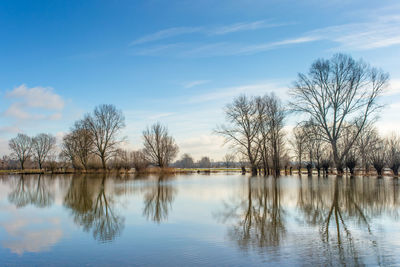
xmin=6 ymin=104 xmax=179 ymax=172
xmin=4 ymin=53 xmax=400 ymax=176
xmin=216 ymin=54 xmax=398 ymax=176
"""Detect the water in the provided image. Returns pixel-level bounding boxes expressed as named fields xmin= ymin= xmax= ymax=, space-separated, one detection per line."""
xmin=0 ymin=173 xmax=399 ymax=266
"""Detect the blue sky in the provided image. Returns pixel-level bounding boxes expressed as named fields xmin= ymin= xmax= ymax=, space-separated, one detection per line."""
xmin=1 ymin=0 xmax=400 ymax=160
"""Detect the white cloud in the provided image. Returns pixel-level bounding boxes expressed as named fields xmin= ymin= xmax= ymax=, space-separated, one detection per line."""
xmin=3 ymin=84 xmax=65 ymax=121
xmin=188 ymin=81 xmax=288 ymax=103
xmin=210 ymin=20 xmax=287 ymax=35
xmin=383 ymin=79 xmax=400 ymax=96
xmin=182 ymin=80 xmax=211 ymax=89
xmin=131 ymin=27 xmax=202 ymax=45
xmin=130 ymin=20 xmax=286 ymax=46
xmin=178 ymin=134 xmax=228 ymax=161
xmin=131 ymin=5 xmax=400 ymax=57
xmin=148 ymin=112 xmax=175 ymax=120
xmin=306 ymin=14 xmax=400 ymax=50
xmin=1 ymin=216 xmax=63 ymax=255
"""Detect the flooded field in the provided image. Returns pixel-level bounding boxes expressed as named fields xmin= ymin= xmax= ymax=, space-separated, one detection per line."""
xmin=0 ymin=173 xmax=399 ymax=266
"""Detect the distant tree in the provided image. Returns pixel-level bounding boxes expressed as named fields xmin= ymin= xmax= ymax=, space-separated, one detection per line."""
xmin=9 ymin=133 xmax=33 ymax=170
xmin=371 ymin=140 xmax=386 ymax=176
xmin=130 ymin=150 xmax=149 ymax=172
xmin=290 ymin=54 xmax=389 ymax=174
xmin=61 ymin=121 xmax=95 ymax=170
xmin=345 ymin=151 xmax=357 ymax=176
xmin=354 ymin=126 xmax=380 ymax=174
xmin=198 ymin=156 xmax=211 ymax=168
xmin=385 ymin=134 xmax=400 ymax=176
xmin=84 ymin=104 xmax=125 ymax=170
xmin=290 ymin=125 xmax=307 ymax=174
xmin=32 ymin=133 xmax=56 ymax=169
xmin=177 ymin=153 xmax=194 ymax=168
xmin=142 ymin=122 xmax=179 ymax=168
xmin=223 ymin=153 xmax=236 ymax=168
xmin=216 ymin=95 xmax=261 ymax=175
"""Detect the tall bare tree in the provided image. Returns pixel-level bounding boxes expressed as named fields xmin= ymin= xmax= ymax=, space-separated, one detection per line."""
xmin=84 ymin=104 xmax=125 ymax=170
xmin=9 ymin=133 xmax=32 ymax=170
xmin=263 ymin=93 xmax=286 ymax=176
xmin=142 ymin=122 xmax=179 ymax=168
xmin=216 ymin=95 xmax=261 ymax=175
xmin=32 ymin=133 xmax=56 ymax=169
xmin=290 ymin=54 xmax=389 ymax=174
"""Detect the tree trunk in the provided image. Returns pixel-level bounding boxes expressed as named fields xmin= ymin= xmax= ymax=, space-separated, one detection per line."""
xmin=101 ymin=156 xmax=106 ymax=170
xmin=251 ymin=166 xmax=258 ymax=176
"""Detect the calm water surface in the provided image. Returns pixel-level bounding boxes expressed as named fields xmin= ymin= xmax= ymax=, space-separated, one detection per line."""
xmin=0 ymin=173 xmax=399 ymax=266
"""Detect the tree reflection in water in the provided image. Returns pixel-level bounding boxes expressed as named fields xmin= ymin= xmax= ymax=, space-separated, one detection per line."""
xmin=8 ymin=175 xmax=54 ymax=208
xmin=64 ymin=174 xmax=125 ymax=242
xmin=216 ymin=177 xmax=285 ymax=252
xmin=297 ymin=176 xmax=400 ymax=265
xmin=141 ymin=174 xmax=177 ymax=223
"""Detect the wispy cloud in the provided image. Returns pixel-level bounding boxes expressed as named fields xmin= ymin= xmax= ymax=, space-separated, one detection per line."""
xmin=306 ymin=14 xmax=400 ymax=50
xmin=131 ymin=5 xmax=400 ymax=57
xmin=131 ymin=27 xmax=202 ymax=45
xmin=209 ymin=20 xmax=287 ymax=35
xmin=130 ymin=20 xmax=285 ymax=46
xmin=182 ymin=80 xmax=211 ymax=89
xmin=188 ymin=81 xmax=288 ymax=103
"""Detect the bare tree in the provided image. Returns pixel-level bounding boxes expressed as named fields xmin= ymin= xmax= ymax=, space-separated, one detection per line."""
xmin=223 ymin=153 xmax=236 ymax=168
xmin=371 ymin=139 xmax=386 ymax=176
xmin=290 ymin=125 xmax=307 ymax=174
xmin=385 ymin=134 xmax=400 ymax=176
xmin=142 ymin=122 xmax=179 ymax=168
xmin=216 ymin=95 xmax=261 ymax=175
xmin=354 ymin=126 xmax=380 ymax=175
xmin=130 ymin=150 xmax=149 ymax=172
xmin=61 ymin=121 xmax=95 ymax=171
xmin=290 ymin=54 xmax=389 ymax=174
xmin=32 ymin=133 xmax=56 ymax=169
xmin=263 ymin=93 xmax=286 ymax=176
xmin=84 ymin=104 xmax=125 ymax=170
xmin=9 ymin=133 xmax=33 ymax=170
xmin=72 ymin=121 xmax=94 ymax=170
xmin=61 ymin=132 xmax=79 ymax=169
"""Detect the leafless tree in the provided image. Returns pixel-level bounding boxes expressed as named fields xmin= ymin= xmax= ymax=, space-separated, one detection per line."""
xmin=84 ymin=104 xmax=125 ymax=170
xmin=290 ymin=125 xmax=307 ymax=174
xmin=110 ymin=149 xmax=130 ymax=171
xmin=216 ymin=95 xmax=261 ymax=175
xmin=223 ymin=153 xmax=236 ymax=168
xmin=61 ymin=121 xmax=95 ymax=171
xmin=354 ymin=126 xmax=380 ymax=175
xmin=371 ymin=140 xmax=386 ymax=176
xmin=9 ymin=133 xmax=33 ymax=170
xmin=290 ymin=54 xmax=389 ymax=174
xmin=142 ymin=122 xmax=179 ymax=168
xmin=32 ymin=133 xmax=56 ymax=169
xmin=130 ymin=150 xmax=149 ymax=172
xmin=385 ymin=134 xmax=400 ymax=176
xmin=61 ymin=132 xmax=79 ymax=169
xmin=257 ymin=93 xmax=286 ymax=176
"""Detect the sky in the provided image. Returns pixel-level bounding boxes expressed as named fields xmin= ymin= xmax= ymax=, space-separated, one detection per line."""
xmin=1 ymin=0 xmax=400 ymax=161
